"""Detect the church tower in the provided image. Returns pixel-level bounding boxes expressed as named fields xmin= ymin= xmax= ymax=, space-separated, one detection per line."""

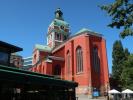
xmin=47 ymin=8 xmax=70 ymax=48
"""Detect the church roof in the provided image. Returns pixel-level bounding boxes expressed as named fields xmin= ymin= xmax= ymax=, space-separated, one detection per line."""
xmin=35 ymin=44 xmax=52 ymax=52
xmin=76 ymin=28 xmax=101 ymax=36
xmin=50 ymin=19 xmax=69 ymax=28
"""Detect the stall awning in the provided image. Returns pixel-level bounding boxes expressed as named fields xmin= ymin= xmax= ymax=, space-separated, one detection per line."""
xmin=0 ymin=41 xmax=23 ymax=53
xmin=122 ymin=89 xmax=133 ymax=94
xmin=108 ymin=89 xmax=120 ymax=94
xmin=0 ymin=65 xmax=78 ymax=88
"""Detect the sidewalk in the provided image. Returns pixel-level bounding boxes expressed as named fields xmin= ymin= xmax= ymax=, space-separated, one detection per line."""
xmin=76 ymin=95 xmax=107 ymax=100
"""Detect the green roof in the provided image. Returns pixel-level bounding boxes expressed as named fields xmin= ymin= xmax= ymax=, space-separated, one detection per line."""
xmin=35 ymin=44 xmax=52 ymax=52
xmin=50 ymin=19 xmax=69 ymax=28
xmin=76 ymin=28 xmax=91 ymax=34
xmin=0 ymin=64 xmax=78 ymax=87
xmin=76 ymin=28 xmax=101 ymax=36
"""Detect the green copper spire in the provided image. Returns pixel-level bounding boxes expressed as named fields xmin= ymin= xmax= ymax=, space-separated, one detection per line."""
xmin=55 ymin=8 xmax=64 ymax=20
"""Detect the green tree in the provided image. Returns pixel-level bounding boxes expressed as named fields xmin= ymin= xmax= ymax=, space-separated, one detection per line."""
xmin=100 ymin=0 xmax=133 ymax=38
xmin=112 ymin=40 xmax=131 ymax=90
xmin=124 ymin=48 xmax=130 ymax=59
xmin=121 ymin=54 xmax=133 ymax=90
xmin=112 ymin=40 xmax=125 ymax=79
xmin=112 ymin=40 xmax=125 ymax=89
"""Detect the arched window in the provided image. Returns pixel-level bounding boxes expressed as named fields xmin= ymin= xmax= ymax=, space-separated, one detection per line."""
xmin=55 ymin=33 xmax=61 ymax=41
xmin=43 ymin=65 xmax=45 ymax=74
xmin=33 ymin=54 xmax=36 ymax=64
xmin=39 ymin=65 xmax=41 ymax=73
xmin=76 ymin=46 xmax=83 ymax=73
xmin=92 ymin=47 xmax=100 ymax=73
xmin=53 ymin=64 xmax=61 ymax=77
xmin=66 ymin=51 xmax=70 ymax=78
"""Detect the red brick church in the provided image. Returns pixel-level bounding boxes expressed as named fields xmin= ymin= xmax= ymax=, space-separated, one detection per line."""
xmin=30 ymin=8 xmax=109 ymax=97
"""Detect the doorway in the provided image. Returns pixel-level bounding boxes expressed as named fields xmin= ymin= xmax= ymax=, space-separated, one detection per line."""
xmin=53 ymin=64 xmax=61 ymax=78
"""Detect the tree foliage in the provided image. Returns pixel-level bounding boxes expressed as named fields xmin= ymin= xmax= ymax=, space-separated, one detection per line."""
xmin=112 ymin=40 xmax=130 ymax=89
xmin=100 ymin=0 xmax=133 ymax=38
xmin=112 ymin=40 xmax=125 ymax=80
xmin=121 ymin=54 xmax=133 ymax=90
xmin=124 ymin=48 xmax=130 ymax=59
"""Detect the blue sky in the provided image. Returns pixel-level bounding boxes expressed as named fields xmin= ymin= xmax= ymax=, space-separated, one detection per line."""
xmin=0 ymin=0 xmax=133 ymax=73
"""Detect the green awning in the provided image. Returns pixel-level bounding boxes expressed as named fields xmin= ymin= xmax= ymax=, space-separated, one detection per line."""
xmin=0 ymin=65 xmax=78 ymax=88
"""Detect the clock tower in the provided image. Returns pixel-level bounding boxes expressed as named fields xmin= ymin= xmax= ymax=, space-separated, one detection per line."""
xmin=47 ymin=8 xmax=70 ymax=48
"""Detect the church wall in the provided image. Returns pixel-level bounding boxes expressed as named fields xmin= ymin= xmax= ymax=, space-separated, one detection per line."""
xmin=52 ymin=47 xmax=65 ymax=79
xmin=39 ymin=51 xmax=49 ymax=59
xmin=64 ymin=34 xmax=92 ymax=95
xmin=45 ymin=62 xmax=53 ymax=75
xmin=84 ymin=34 xmax=93 ymax=95
xmin=31 ymin=33 xmax=109 ymax=96
xmin=73 ymin=34 xmax=90 ymax=86
xmin=89 ymin=35 xmax=102 ymax=90
xmin=29 ymin=8 xmax=110 ymax=97
xmin=52 ymin=60 xmax=65 ymax=79
xmin=89 ymin=35 xmax=109 ymax=95
xmin=53 ymin=46 xmax=65 ymax=57
xmin=100 ymin=38 xmax=109 ymax=95
xmin=32 ymin=49 xmax=40 ymax=65
xmin=52 ymin=34 xmax=93 ymax=87
xmin=31 ymin=49 xmax=51 ymax=74
xmin=101 ymin=39 xmax=109 ymax=84
xmin=64 ymin=40 xmax=73 ymax=80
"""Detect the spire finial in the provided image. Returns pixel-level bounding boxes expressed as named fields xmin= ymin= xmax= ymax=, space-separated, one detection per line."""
xmin=55 ymin=8 xmax=64 ymax=20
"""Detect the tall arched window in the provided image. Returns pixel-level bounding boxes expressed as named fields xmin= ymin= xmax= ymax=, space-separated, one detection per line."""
xmin=67 ymin=51 xmax=70 ymax=78
xmin=76 ymin=46 xmax=83 ymax=73
xmin=92 ymin=47 xmax=100 ymax=73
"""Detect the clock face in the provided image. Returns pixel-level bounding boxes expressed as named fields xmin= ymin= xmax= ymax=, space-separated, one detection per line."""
xmin=60 ymin=25 xmax=65 ymax=30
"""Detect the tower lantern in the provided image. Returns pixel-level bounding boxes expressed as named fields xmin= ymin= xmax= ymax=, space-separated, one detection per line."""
xmin=55 ymin=8 xmax=64 ymax=20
